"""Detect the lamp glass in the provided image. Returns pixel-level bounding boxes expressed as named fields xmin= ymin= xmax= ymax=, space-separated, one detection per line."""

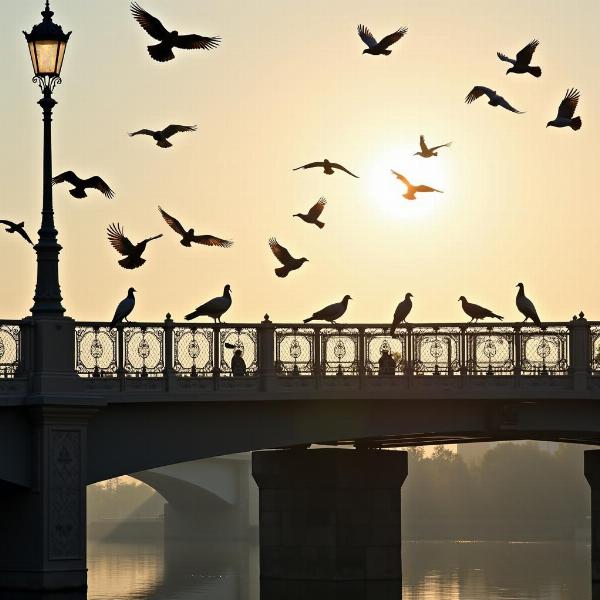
xmin=28 ymin=38 xmax=66 ymax=76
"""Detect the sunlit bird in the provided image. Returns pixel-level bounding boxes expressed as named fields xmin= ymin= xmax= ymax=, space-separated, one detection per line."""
xmin=158 ymin=206 xmax=233 ymax=248
xmin=52 ymin=171 xmax=114 ymax=199
xmin=0 ymin=220 xmax=33 ymax=245
xmin=107 ymin=223 xmax=162 ymax=270
xmin=357 ymin=24 xmax=408 ymax=56
xmin=185 ymin=284 xmax=232 ymax=322
xmin=293 ymin=159 xmax=359 ymax=178
xmin=414 ymin=135 xmax=452 ymax=158
xmin=516 ymin=283 xmax=541 ymax=326
xmin=130 ymin=2 xmax=220 ymax=62
xmin=303 ymin=295 xmax=352 ymax=324
xmin=293 ymin=197 xmax=327 ymax=229
xmin=268 ymin=238 xmax=308 ymax=278
xmin=391 ymin=170 xmax=443 ymax=200
xmin=391 ymin=293 xmax=413 ymax=335
xmin=459 ymin=296 xmax=503 ymax=322
xmin=465 ymin=86 xmax=524 ymax=114
xmin=547 ymin=88 xmax=582 ymax=131
xmin=129 ymin=124 xmax=197 ymax=148
xmin=110 ymin=288 xmax=136 ymax=328
xmin=497 ymin=40 xmax=542 ymax=77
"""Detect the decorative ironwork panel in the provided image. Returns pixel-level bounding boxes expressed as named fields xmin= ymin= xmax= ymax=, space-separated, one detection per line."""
xmin=275 ymin=327 xmax=315 ymax=375
xmin=321 ymin=328 xmax=359 ymax=375
xmin=220 ymin=328 xmax=258 ymax=375
xmin=365 ymin=328 xmax=408 ymax=375
xmin=173 ymin=326 xmax=214 ymax=377
xmin=75 ymin=326 xmax=117 ymax=377
xmin=412 ymin=327 xmax=461 ymax=375
xmin=464 ymin=328 xmax=515 ymax=375
xmin=592 ymin=326 xmax=600 ymax=373
xmin=520 ymin=326 xmax=568 ymax=375
xmin=0 ymin=324 xmax=21 ymax=378
xmin=123 ymin=326 xmax=164 ymax=377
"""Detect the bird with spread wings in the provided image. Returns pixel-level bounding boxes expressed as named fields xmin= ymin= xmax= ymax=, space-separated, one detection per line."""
xmin=293 ymin=198 xmax=327 ymax=229
xmin=158 ymin=206 xmax=233 ymax=248
xmin=414 ymin=135 xmax=452 ymax=158
xmin=129 ymin=124 xmax=197 ymax=148
xmin=547 ymin=88 xmax=582 ymax=130
xmin=391 ymin=171 xmax=443 ymax=200
xmin=465 ymin=86 xmax=524 ymax=113
xmin=0 ymin=220 xmax=33 ymax=245
xmin=268 ymin=238 xmax=308 ymax=278
xmin=293 ymin=159 xmax=359 ymax=178
xmin=107 ymin=223 xmax=162 ymax=270
xmin=52 ymin=171 xmax=114 ymax=199
xmin=357 ymin=24 xmax=408 ymax=55
xmin=497 ymin=40 xmax=541 ymax=77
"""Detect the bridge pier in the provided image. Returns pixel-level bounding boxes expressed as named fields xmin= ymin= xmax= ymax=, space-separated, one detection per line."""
xmin=252 ymin=448 xmax=407 ymax=599
xmin=585 ymin=450 xmax=600 ymax=582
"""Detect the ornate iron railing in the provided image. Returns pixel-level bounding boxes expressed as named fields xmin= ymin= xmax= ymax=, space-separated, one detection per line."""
xmin=589 ymin=323 xmax=600 ymax=374
xmin=0 ymin=321 xmax=24 ymax=378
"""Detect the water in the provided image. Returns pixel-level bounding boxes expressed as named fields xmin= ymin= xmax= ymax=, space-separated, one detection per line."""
xmin=86 ymin=539 xmax=592 ymax=600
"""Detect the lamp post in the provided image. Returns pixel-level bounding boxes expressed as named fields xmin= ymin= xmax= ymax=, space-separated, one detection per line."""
xmin=24 ymin=0 xmax=70 ymax=317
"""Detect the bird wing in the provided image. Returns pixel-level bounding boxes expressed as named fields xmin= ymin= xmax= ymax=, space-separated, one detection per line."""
xmin=329 ymin=162 xmax=359 ymax=178
xmin=113 ymin=296 xmax=134 ymax=324
xmin=269 ymin=238 xmax=294 ymax=266
xmin=191 ymin=235 xmax=233 ymax=248
xmin=293 ymin=162 xmax=323 ymax=171
xmin=87 ymin=176 xmax=114 ymax=198
xmin=52 ymin=171 xmax=80 ymax=186
xmin=496 ymin=52 xmax=514 ymax=64
xmin=129 ymin=129 xmax=155 ymax=137
xmin=556 ymin=88 xmax=580 ymax=119
xmin=419 ymin=135 xmax=428 ymax=153
xmin=17 ymin=227 xmax=34 ymax=245
xmin=391 ymin=170 xmax=411 ymax=187
xmin=496 ymin=95 xmax=524 ymax=113
xmin=414 ymin=185 xmax=441 ymax=193
xmin=162 ymin=124 xmax=197 ymax=139
xmin=357 ymin=25 xmax=378 ymax=48
xmin=0 ymin=220 xmax=15 ymax=227
xmin=173 ymin=34 xmax=221 ymax=50
xmin=307 ymin=198 xmax=326 ymax=220
xmin=378 ymin=27 xmax=408 ymax=49
xmin=465 ymin=86 xmax=494 ymax=104
xmin=107 ymin=223 xmax=136 ymax=256
xmin=515 ymin=39 xmax=538 ymax=65
xmin=130 ymin=2 xmax=169 ymax=41
xmin=429 ymin=141 xmax=452 ymax=152
xmin=158 ymin=206 xmax=187 ymax=237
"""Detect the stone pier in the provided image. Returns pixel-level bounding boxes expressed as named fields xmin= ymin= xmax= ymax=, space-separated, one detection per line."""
xmin=586 ymin=450 xmax=600 ymax=582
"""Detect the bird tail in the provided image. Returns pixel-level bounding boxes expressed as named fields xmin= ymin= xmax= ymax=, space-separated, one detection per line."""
xmin=570 ymin=117 xmax=582 ymax=131
xmin=315 ymin=220 xmax=325 ymax=229
xmin=383 ymin=50 xmax=392 ymax=55
xmin=148 ymin=42 xmax=175 ymax=62
xmin=157 ymin=138 xmax=173 ymax=148
xmin=185 ymin=310 xmax=200 ymax=321
xmin=492 ymin=313 xmax=504 ymax=321
xmin=69 ymin=188 xmax=87 ymax=199
xmin=275 ymin=266 xmax=290 ymax=278
xmin=303 ymin=317 xmax=314 ymax=324
xmin=532 ymin=313 xmax=542 ymax=327
xmin=119 ymin=256 xmax=145 ymax=269
xmin=528 ymin=66 xmax=542 ymax=78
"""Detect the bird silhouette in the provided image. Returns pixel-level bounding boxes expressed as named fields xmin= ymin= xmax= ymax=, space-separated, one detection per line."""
xmin=158 ymin=206 xmax=233 ymax=248
xmin=110 ymin=288 xmax=136 ymax=328
xmin=497 ymin=40 xmax=542 ymax=77
xmin=107 ymin=223 xmax=162 ymax=270
xmin=391 ymin=293 xmax=413 ymax=335
xmin=414 ymin=135 xmax=452 ymax=158
xmin=357 ymin=24 xmax=408 ymax=55
xmin=0 ymin=220 xmax=33 ymax=245
xmin=547 ymin=89 xmax=582 ymax=131
xmin=391 ymin=171 xmax=443 ymax=200
xmin=293 ymin=159 xmax=359 ymax=178
xmin=130 ymin=2 xmax=220 ymax=62
xmin=304 ymin=295 xmax=352 ymax=324
xmin=516 ymin=283 xmax=541 ymax=326
xmin=52 ymin=171 xmax=114 ymax=199
xmin=465 ymin=86 xmax=524 ymax=114
xmin=293 ymin=198 xmax=327 ymax=229
xmin=269 ymin=238 xmax=308 ymax=278
xmin=185 ymin=284 xmax=232 ymax=322
xmin=129 ymin=124 xmax=197 ymax=148
xmin=459 ymin=296 xmax=503 ymax=322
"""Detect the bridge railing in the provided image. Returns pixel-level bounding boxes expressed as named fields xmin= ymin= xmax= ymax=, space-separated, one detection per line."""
xmin=0 ymin=320 xmax=27 ymax=378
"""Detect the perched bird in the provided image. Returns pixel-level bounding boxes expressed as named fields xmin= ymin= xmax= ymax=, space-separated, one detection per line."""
xmin=158 ymin=206 xmax=233 ymax=248
xmin=497 ymin=40 xmax=542 ymax=77
xmin=459 ymin=296 xmax=503 ymax=322
xmin=391 ymin=293 xmax=413 ymax=335
xmin=110 ymin=288 xmax=136 ymax=328
xmin=516 ymin=283 xmax=541 ymax=326
xmin=547 ymin=88 xmax=582 ymax=131
xmin=268 ymin=238 xmax=308 ymax=278
xmin=130 ymin=2 xmax=220 ymax=62
xmin=293 ymin=159 xmax=359 ymax=178
xmin=391 ymin=170 xmax=443 ymax=200
xmin=465 ymin=86 xmax=524 ymax=114
xmin=0 ymin=220 xmax=33 ymax=245
xmin=129 ymin=124 xmax=197 ymax=148
xmin=185 ymin=284 xmax=232 ymax=322
xmin=293 ymin=197 xmax=327 ymax=229
xmin=357 ymin=24 xmax=408 ymax=55
xmin=52 ymin=171 xmax=114 ymax=199
xmin=107 ymin=223 xmax=162 ymax=270
xmin=303 ymin=295 xmax=352 ymax=324
xmin=414 ymin=135 xmax=452 ymax=158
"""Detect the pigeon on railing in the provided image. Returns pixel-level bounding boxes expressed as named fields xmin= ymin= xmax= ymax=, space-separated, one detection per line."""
xmin=52 ymin=171 xmax=114 ymax=199
xmin=158 ymin=206 xmax=233 ymax=248
xmin=303 ymin=295 xmax=352 ymax=324
xmin=516 ymin=283 xmax=542 ymax=326
xmin=293 ymin=159 xmax=359 ymax=178
xmin=459 ymin=296 xmax=503 ymax=322
xmin=107 ymin=223 xmax=162 ymax=269
xmin=391 ymin=171 xmax=443 ymax=200
xmin=129 ymin=124 xmax=197 ymax=148
xmin=110 ymin=288 xmax=136 ymax=328
xmin=0 ymin=220 xmax=33 ymax=245
xmin=465 ymin=86 xmax=524 ymax=114
xmin=269 ymin=238 xmax=308 ymax=277
xmin=185 ymin=284 xmax=232 ymax=323
xmin=547 ymin=89 xmax=582 ymax=131
xmin=497 ymin=40 xmax=542 ymax=77
xmin=357 ymin=24 xmax=408 ymax=56
xmin=391 ymin=293 xmax=413 ymax=334
xmin=414 ymin=135 xmax=452 ymax=158
xmin=293 ymin=198 xmax=327 ymax=229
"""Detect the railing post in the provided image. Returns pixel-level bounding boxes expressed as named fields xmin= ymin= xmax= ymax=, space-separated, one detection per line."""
xmin=358 ymin=326 xmax=365 ymax=387
xmin=258 ymin=314 xmax=275 ymax=391
xmin=569 ymin=311 xmax=589 ymax=393
xmin=212 ymin=325 xmax=221 ymax=389
xmin=116 ymin=325 xmax=125 ymax=389
xmin=513 ymin=324 xmax=522 ymax=381
xmin=163 ymin=313 xmax=174 ymax=390
xmin=313 ymin=326 xmax=321 ymax=388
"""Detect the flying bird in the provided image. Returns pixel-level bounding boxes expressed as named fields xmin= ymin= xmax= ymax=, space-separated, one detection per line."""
xmin=547 ymin=88 xmax=582 ymax=131
xmin=293 ymin=159 xmax=359 ymax=178
xmin=130 ymin=2 xmax=220 ymax=62
xmin=158 ymin=206 xmax=233 ymax=248
xmin=414 ymin=135 xmax=452 ymax=158
xmin=303 ymin=295 xmax=352 ymax=324
xmin=516 ymin=283 xmax=541 ymax=326
xmin=52 ymin=171 xmax=114 ymax=199
xmin=391 ymin=171 xmax=443 ymax=200
xmin=0 ymin=220 xmax=33 ymax=245
xmin=391 ymin=293 xmax=413 ymax=335
xmin=497 ymin=40 xmax=542 ymax=77
xmin=269 ymin=238 xmax=308 ymax=278
xmin=293 ymin=197 xmax=327 ymax=229
xmin=107 ymin=223 xmax=162 ymax=270
xmin=110 ymin=288 xmax=136 ymax=328
xmin=459 ymin=296 xmax=503 ymax=322
xmin=465 ymin=86 xmax=524 ymax=114
xmin=129 ymin=124 xmax=197 ymax=148
xmin=185 ymin=284 xmax=232 ymax=322
xmin=357 ymin=24 xmax=408 ymax=55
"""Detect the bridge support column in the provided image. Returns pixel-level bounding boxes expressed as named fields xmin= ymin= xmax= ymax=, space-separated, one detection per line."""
xmin=586 ymin=450 xmax=600 ymax=582
xmin=252 ymin=448 xmax=407 ymax=599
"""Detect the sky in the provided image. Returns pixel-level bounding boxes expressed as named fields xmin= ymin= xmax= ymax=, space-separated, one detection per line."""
xmin=1 ymin=0 xmax=598 ymax=325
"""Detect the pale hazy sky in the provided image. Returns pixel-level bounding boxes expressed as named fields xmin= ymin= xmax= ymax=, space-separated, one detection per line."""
xmin=1 ymin=0 xmax=598 ymax=324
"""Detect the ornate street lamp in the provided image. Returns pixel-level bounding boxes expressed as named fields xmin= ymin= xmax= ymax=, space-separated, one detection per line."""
xmin=23 ymin=1 xmax=71 ymax=316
